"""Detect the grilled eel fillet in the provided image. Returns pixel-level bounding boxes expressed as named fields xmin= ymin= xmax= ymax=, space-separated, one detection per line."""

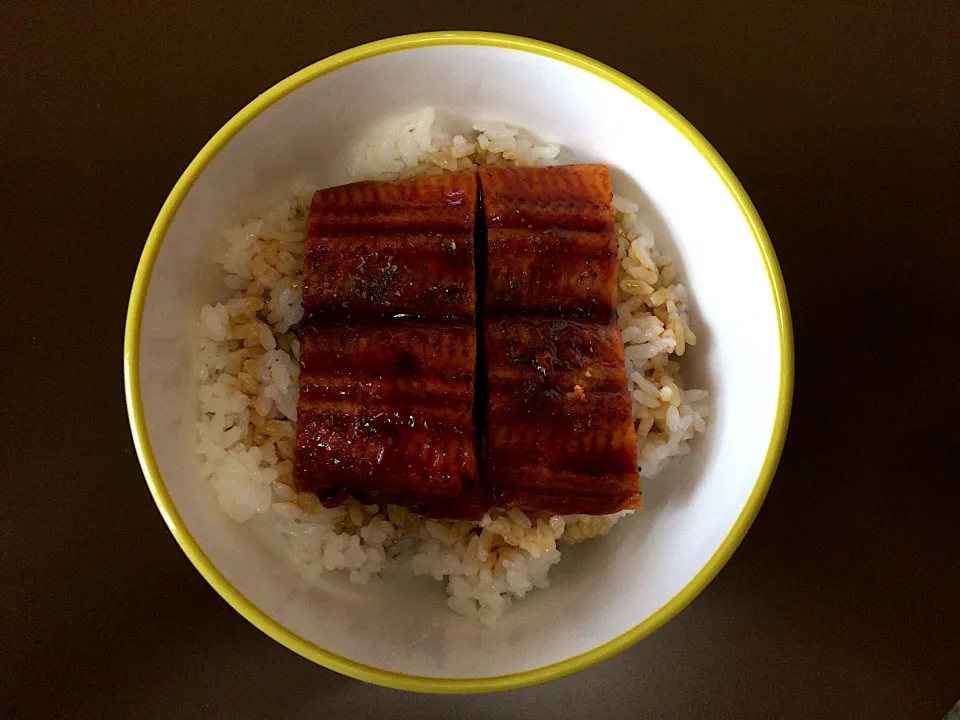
xmin=480 ymin=164 xmax=619 ymax=322
xmin=296 ymin=174 xmax=482 ymax=517
xmin=484 ymin=317 xmax=640 ymax=515
xmin=296 ymin=166 xmax=639 ymax=518
xmin=295 ymin=322 xmax=482 ymax=518
xmin=479 ymin=165 xmax=640 ymax=515
xmin=303 ymin=173 xmax=477 ymax=318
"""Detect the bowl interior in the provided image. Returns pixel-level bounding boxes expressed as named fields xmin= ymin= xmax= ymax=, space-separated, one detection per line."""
xmin=134 ymin=43 xmax=784 ymax=680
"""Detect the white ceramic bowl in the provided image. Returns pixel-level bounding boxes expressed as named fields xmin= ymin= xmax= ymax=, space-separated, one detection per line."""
xmin=124 ymin=32 xmax=792 ymax=693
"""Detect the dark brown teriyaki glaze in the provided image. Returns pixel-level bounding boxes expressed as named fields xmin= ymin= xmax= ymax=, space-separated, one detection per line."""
xmin=479 ymin=165 xmax=640 ymax=515
xmin=303 ymin=173 xmax=478 ymax=318
xmin=295 ymin=166 xmax=639 ymax=519
xmin=295 ymin=321 xmax=484 ymax=518
xmin=480 ymin=164 xmax=619 ymax=323
xmin=295 ymin=174 xmax=483 ymax=518
xmin=484 ymin=316 xmax=640 ymax=514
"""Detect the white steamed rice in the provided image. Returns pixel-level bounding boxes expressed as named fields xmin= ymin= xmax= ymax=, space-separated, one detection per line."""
xmin=195 ymin=108 xmax=708 ymax=624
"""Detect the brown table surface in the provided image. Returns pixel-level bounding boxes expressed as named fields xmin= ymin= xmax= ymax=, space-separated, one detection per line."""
xmin=3 ymin=2 xmax=958 ymax=718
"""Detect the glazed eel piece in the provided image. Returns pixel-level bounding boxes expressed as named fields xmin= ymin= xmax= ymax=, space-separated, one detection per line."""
xmin=302 ymin=173 xmax=477 ymax=318
xmin=295 ymin=321 xmax=482 ymax=518
xmin=479 ymin=165 xmax=641 ymax=515
xmin=295 ymin=174 xmax=483 ymax=518
xmin=295 ymin=165 xmax=639 ymax=519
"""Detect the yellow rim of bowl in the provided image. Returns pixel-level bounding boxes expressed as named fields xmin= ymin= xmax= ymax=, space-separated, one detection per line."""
xmin=124 ymin=31 xmax=794 ymax=694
